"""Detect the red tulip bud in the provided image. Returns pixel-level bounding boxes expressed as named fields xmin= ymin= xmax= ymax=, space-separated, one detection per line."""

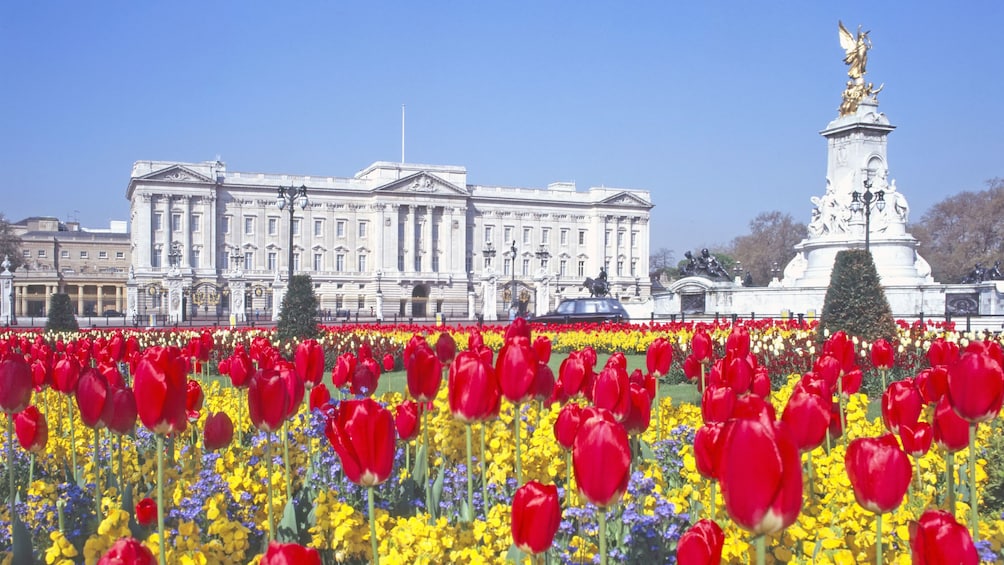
xmin=204 ymin=412 xmax=235 ymax=451
xmin=14 ymin=405 xmax=47 ymax=453
xmin=511 ymin=481 xmax=562 ymax=555
xmin=135 ymin=497 xmax=157 ymax=527
xmin=96 ymin=537 xmax=157 ymax=565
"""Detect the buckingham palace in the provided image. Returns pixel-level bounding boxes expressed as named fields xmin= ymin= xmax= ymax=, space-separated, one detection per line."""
xmin=125 ymin=159 xmax=652 ymax=322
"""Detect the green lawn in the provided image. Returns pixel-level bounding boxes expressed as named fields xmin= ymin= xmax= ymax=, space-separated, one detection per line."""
xmin=374 ymin=353 xmax=702 ymax=405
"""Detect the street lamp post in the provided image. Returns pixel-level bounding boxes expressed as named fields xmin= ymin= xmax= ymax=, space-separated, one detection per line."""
xmin=851 ymin=178 xmax=885 ymax=253
xmin=275 ymin=185 xmax=309 ymax=281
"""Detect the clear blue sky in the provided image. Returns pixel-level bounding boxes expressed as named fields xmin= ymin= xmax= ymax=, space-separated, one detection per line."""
xmin=2 ymin=2 xmax=1002 ymax=260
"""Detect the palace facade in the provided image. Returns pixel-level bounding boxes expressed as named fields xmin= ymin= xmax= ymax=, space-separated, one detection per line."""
xmin=126 ymin=159 xmax=653 ymax=320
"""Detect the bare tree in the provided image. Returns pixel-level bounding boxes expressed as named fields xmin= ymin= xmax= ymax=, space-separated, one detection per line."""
xmin=911 ymin=178 xmax=1004 ymax=283
xmin=0 ymin=214 xmax=23 ymax=272
xmin=649 ymin=247 xmax=675 ymax=274
xmin=727 ymin=211 xmax=807 ymax=286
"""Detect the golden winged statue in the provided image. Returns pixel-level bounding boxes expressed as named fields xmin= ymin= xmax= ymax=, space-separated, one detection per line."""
xmin=837 ymin=21 xmax=882 ymax=116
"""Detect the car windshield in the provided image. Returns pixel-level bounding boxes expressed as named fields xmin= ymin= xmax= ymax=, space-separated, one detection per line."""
xmin=555 ymin=301 xmax=577 ymax=314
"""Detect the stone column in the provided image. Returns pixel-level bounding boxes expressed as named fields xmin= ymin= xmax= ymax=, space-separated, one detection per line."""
xmin=403 ymin=205 xmax=414 ymax=273
xmin=96 ymin=286 xmax=104 ymax=314
xmin=166 ymin=274 xmax=183 ymax=324
xmin=467 ymin=290 xmax=475 ymax=321
xmin=271 ymin=281 xmax=286 ymax=322
xmin=77 ymin=285 xmax=85 ymax=316
xmin=228 ymin=278 xmax=246 ymax=324
xmin=422 ymin=206 xmax=434 ymax=273
xmin=126 ymin=277 xmax=138 ymax=322
xmin=183 ymin=195 xmax=192 ymax=268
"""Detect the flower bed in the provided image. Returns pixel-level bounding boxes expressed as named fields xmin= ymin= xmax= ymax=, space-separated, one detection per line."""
xmin=0 ymin=319 xmax=1001 ymax=564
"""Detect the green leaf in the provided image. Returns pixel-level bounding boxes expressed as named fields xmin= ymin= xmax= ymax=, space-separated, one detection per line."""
xmin=504 ymin=544 xmax=523 ymax=563
xmin=431 ymin=465 xmax=445 ymax=510
xmin=412 ymin=444 xmax=428 ymax=485
xmin=12 ymin=511 xmax=33 ymax=564
xmin=812 ymin=539 xmax=823 ymax=561
xmin=275 ymin=498 xmax=299 ymax=542
xmin=639 ymin=439 xmax=656 ymax=461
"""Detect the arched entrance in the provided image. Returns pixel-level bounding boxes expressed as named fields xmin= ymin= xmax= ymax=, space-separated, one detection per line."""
xmin=411 ymin=284 xmax=429 ymax=318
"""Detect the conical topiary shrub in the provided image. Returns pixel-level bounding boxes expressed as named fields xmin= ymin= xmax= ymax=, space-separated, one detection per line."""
xmin=46 ymin=293 xmax=79 ymax=332
xmin=276 ymin=274 xmax=319 ymax=341
xmin=818 ymin=249 xmax=896 ymax=342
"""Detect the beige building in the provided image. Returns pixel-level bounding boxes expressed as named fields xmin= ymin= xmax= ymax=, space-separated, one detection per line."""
xmin=126 ymin=159 xmax=653 ymax=320
xmin=11 ymin=217 xmax=131 ymax=317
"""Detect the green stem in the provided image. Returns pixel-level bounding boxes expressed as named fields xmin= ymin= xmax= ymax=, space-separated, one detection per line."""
xmin=880 ymin=368 xmax=887 ymax=392
xmin=56 ymin=499 xmax=65 ymax=535
xmin=7 ymin=416 xmax=15 ymax=533
xmin=465 ymin=424 xmax=474 ymax=523
xmin=699 ymin=364 xmax=706 ymax=395
xmin=876 ymin=512 xmax=883 ymax=565
xmin=514 ymin=403 xmax=523 ymax=486
xmin=156 ymin=435 xmax=166 ymax=565
xmin=597 ymin=507 xmax=607 ymax=565
xmin=68 ymin=401 xmax=78 ymax=481
xmin=266 ymin=432 xmax=275 ymax=540
xmin=94 ymin=427 xmax=102 ymax=526
xmin=755 ymin=535 xmax=766 ymax=565
xmin=565 ymin=450 xmax=573 ymax=507
xmin=947 ymin=451 xmax=956 ymax=515
xmin=838 ymin=378 xmax=847 ymax=446
xmin=118 ymin=433 xmax=124 ymax=491
xmin=710 ymin=480 xmax=716 ymax=521
xmin=969 ymin=424 xmax=979 ymax=542
xmin=807 ymin=453 xmax=816 ymax=504
xmin=405 ymin=440 xmax=410 ymax=477
xmin=422 ymin=407 xmax=432 ymax=518
xmin=480 ymin=424 xmax=489 ymax=513
xmin=283 ymin=421 xmax=292 ymax=504
xmin=655 ymin=379 xmax=662 ymax=440
xmin=912 ymin=455 xmax=921 ymax=499
xmin=29 ymin=453 xmax=34 ymax=486
xmin=369 ymin=486 xmax=380 ymax=565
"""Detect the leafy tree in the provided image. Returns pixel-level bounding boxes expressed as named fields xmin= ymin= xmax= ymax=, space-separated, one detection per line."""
xmin=818 ymin=249 xmax=896 ymax=342
xmin=276 ymin=274 xmax=319 ymax=341
xmin=46 ymin=293 xmax=79 ymax=332
xmin=910 ymin=178 xmax=1004 ymax=283
xmin=0 ymin=213 xmax=23 ymax=272
xmin=727 ymin=211 xmax=807 ymax=286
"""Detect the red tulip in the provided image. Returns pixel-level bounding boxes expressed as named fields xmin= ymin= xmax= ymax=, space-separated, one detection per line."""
xmin=780 ymin=387 xmax=830 ymax=453
xmin=308 ymin=385 xmax=332 ymax=413
xmin=96 ymin=537 xmax=157 ymax=565
xmin=719 ymin=407 xmax=802 ymax=535
xmin=823 ymin=331 xmax=857 ymax=373
xmin=881 ymin=380 xmax=923 ymax=434
xmin=909 ymin=509 xmax=978 ymax=565
xmin=646 ymin=337 xmax=673 ymax=378
xmin=325 ymin=398 xmax=396 ymax=487
xmin=350 ymin=360 xmax=379 ymax=397
xmin=203 ymin=412 xmax=234 ymax=451
xmin=947 ymin=345 xmax=1004 ymax=424
xmin=676 ymin=519 xmax=724 ymax=565
xmin=496 ymin=336 xmax=537 ymax=404
xmin=14 ymin=405 xmax=47 ymax=453
xmin=279 ymin=362 xmax=305 ymax=419
xmin=622 ymin=382 xmax=652 ymax=435
xmin=751 ymin=367 xmax=772 ymax=398
xmin=721 ymin=352 xmax=755 ymax=394
xmin=553 ymin=403 xmax=582 ymax=450
xmin=381 ymin=353 xmax=395 ymax=372
xmin=557 ymin=352 xmax=589 ymax=398
xmin=395 ymin=400 xmax=420 ymax=442
xmin=227 ymin=347 xmax=254 ymax=388
xmin=694 ymin=422 xmax=725 ymax=480
xmin=259 ymin=541 xmax=322 ymax=565
xmin=504 ymin=317 xmax=532 ymax=342
xmin=572 ymin=407 xmax=631 ymax=508
xmin=448 ymin=351 xmax=501 ymax=423
xmin=726 ymin=327 xmax=750 ymax=357
xmin=691 ymin=330 xmax=713 ymax=362
xmin=591 ymin=366 xmax=630 ymax=422
xmin=928 ymin=338 xmax=959 ymax=367
xmin=933 ymin=396 xmax=970 ymax=452
xmin=135 ymin=497 xmax=157 ymax=527
xmin=103 ymin=386 xmax=138 ymax=435
xmin=331 ymin=353 xmax=356 ymax=389
xmin=845 ymin=434 xmax=912 ymax=514
xmin=294 ymin=339 xmax=325 ymax=389
xmin=248 ymin=369 xmax=288 ymax=433
xmin=838 ymin=369 xmax=863 ymax=397
xmin=511 ymin=481 xmax=562 ymax=555
xmin=0 ymin=355 xmax=33 ymax=415
xmin=76 ymin=367 xmax=112 ymax=429
xmin=133 ymin=346 xmax=188 ymax=436
xmin=406 ymin=343 xmax=442 ymax=402
xmin=900 ymin=422 xmax=933 ymax=457
xmin=434 ymin=332 xmax=458 ymax=366
xmin=186 ymin=379 xmax=205 ymax=422
xmin=683 ymin=355 xmax=702 ymax=384
xmin=871 ymin=338 xmax=895 ymax=369
xmin=533 ymin=363 xmax=555 ymax=403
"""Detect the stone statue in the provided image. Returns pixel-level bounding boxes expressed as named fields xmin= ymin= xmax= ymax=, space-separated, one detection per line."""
xmin=680 ymin=249 xmax=730 ymax=281
xmin=837 ymin=22 xmax=882 ymax=116
xmin=0 ymin=255 xmax=9 ymax=274
xmin=963 ymin=263 xmax=987 ymax=284
xmin=988 ymin=261 xmax=1004 ymax=281
xmin=128 ymin=265 xmax=135 ymax=280
xmin=583 ymin=267 xmax=610 ymax=297
xmin=809 ymin=181 xmax=846 ymax=236
xmin=838 ymin=21 xmax=870 ymax=82
xmin=701 ymin=249 xmax=731 ymax=280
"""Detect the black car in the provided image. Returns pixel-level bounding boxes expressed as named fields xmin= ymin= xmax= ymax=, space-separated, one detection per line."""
xmin=533 ymin=297 xmax=629 ymax=324
xmin=102 ymin=310 xmax=125 ymax=317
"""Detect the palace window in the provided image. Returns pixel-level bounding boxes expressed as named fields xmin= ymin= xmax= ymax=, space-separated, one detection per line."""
xmin=336 ymin=254 xmax=345 ymax=272
xmin=267 ymin=252 xmax=277 ymax=271
xmin=99 ymin=251 xmax=108 ymax=259
xmin=485 ymin=225 xmax=494 ymax=242
xmin=578 ymin=230 xmax=586 ymax=245
xmin=244 ymin=217 xmax=254 ymax=235
xmin=314 ymin=219 xmax=323 ymax=237
xmin=191 ymin=215 xmax=201 ymax=232
xmin=171 ymin=213 xmax=182 ymax=232
xmin=542 ymin=228 xmax=550 ymax=245
xmin=61 ymin=250 xmax=69 ymax=259
xmin=222 ymin=216 xmax=231 ymax=234
xmin=560 ymin=259 xmax=567 ymax=277
xmin=522 ymin=227 xmax=531 ymax=246
xmin=358 ymin=255 xmax=367 ymax=272
xmin=336 ymin=220 xmax=346 ymax=237
xmin=243 ymin=252 xmax=253 ymax=271
xmin=38 ymin=250 xmax=47 ymax=258
xmin=358 ymin=221 xmax=368 ymax=238
xmin=577 ymin=260 xmax=585 ymax=277
xmin=192 ymin=249 xmax=200 ymax=268
xmin=560 ymin=229 xmax=568 ymax=246
xmin=115 ymin=251 xmax=124 ymax=259
xmin=522 ymin=258 xmax=530 ymax=275
xmin=268 ymin=218 xmax=278 ymax=236
xmin=617 ymin=261 xmax=624 ymax=276
xmin=22 ymin=250 xmax=30 ymax=258
xmin=293 ymin=253 xmax=301 ymax=272
xmin=314 ymin=253 xmax=322 ymax=271
xmin=504 ymin=226 xmax=513 ymax=242
xmin=292 ymin=219 xmax=301 ymax=236
xmin=80 ymin=251 xmax=88 ymax=259
xmin=153 ymin=213 xmax=163 ymax=231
